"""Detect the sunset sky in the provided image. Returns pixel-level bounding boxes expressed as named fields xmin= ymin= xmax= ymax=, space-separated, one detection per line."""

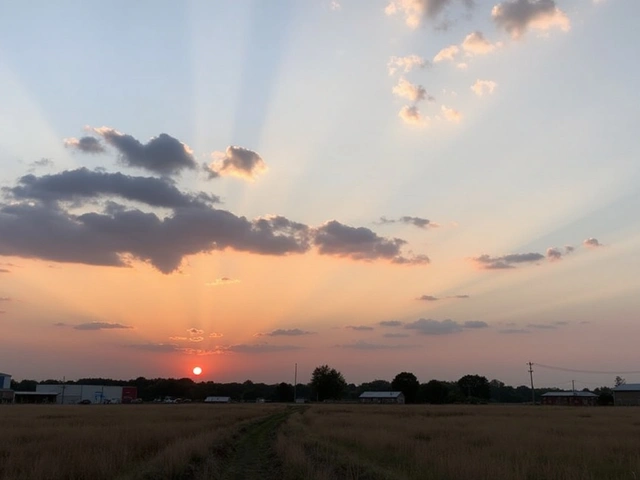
xmin=1 ymin=0 xmax=639 ymax=389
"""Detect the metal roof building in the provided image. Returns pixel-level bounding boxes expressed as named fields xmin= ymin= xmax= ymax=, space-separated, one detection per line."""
xmin=204 ymin=396 xmax=231 ymax=403
xmin=541 ymin=391 xmax=597 ymax=406
xmin=613 ymin=384 xmax=640 ymax=406
xmin=359 ymin=391 xmax=405 ymax=404
xmin=0 ymin=372 xmax=13 ymax=403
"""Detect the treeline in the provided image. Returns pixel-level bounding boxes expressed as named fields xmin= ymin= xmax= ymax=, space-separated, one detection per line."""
xmin=10 ymin=367 xmax=616 ymax=405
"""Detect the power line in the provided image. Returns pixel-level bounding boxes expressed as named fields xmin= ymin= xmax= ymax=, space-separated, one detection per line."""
xmin=534 ymin=363 xmax=640 ymax=375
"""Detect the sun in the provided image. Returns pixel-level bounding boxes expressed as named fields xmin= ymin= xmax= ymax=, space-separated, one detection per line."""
xmin=192 ymin=366 xmax=202 ymax=376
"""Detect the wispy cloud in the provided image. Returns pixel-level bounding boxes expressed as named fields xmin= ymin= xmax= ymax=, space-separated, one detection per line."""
xmin=388 ymin=55 xmax=428 ymax=76
xmin=527 ymin=323 xmax=556 ymax=330
xmin=473 ymin=252 xmax=545 ymax=269
xmin=393 ymin=77 xmax=429 ymax=103
xmin=205 ymin=277 xmax=241 ymax=287
xmin=346 ymin=325 xmax=375 ymax=331
xmin=399 ymin=105 xmax=429 ymax=127
xmin=583 ymin=237 xmax=603 ymax=248
xmin=206 ymin=146 xmax=268 ymax=181
xmin=74 ymin=322 xmax=133 ymax=331
xmin=255 ymin=328 xmax=316 ymax=337
xmin=499 ymin=328 xmax=531 ymax=334
xmin=209 ymin=332 xmax=224 ymax=338
xmin=383 ymin=333 xmax=411 ymax=338
xmin=336 ymin=340 xmax=414 ymax=350
xmin=188 ymin=328 xmax=204 ymax=335
xmin=64 ymin=136 xmax=106 ymax=154
xmin=434 ymin=45 xmax=459 ymax=63
xmin=224 ymin=343 xmax=302 ymax=353
xmin=379 ymin=320 xmax=404 ymax=327
xmin=441 ymin=105 xmax=462 ymax=122
xmin=405 ymin=318 xmax=488 ymax=335
xmin=378 ymin=216 xmax=437 ymax=229
xmin=462 ymin=31 xmax=501 ymax=55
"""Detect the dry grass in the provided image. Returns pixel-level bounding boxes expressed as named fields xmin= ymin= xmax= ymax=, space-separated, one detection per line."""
xmin=275 ymin=405 xmax=640 ymax=480
xmin=0 ymin=404 xmax=284 ymax=480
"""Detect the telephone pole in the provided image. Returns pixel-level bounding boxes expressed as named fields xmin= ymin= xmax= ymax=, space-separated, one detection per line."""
xmin=293 ymin=363 xmax=297 ymax=403
xmin=527 ymin=362 xmax=535 ymax=405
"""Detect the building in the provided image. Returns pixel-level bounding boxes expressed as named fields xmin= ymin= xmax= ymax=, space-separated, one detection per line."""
xmin=0 ymin=372 xmax=14 ymax=403
xmin=359 ymin=391 xmax=405 ymax=404
xmin=204 ymin=396 xmax=231 ymax=403
xmin=613 ymin=384 xmax=640 ymax=406
xmin=541 ymin=391 xmax=598 ymax=406
xmin=36 ymin=384 xmax=137 ymax=404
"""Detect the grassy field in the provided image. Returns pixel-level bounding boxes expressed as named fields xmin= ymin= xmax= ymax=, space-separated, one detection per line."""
xmin=2 ymin=404 xmax=640 ymax=480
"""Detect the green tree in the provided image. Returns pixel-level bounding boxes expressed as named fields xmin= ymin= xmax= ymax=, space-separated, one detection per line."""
xmin=420 ymin=379 xmax=449 ymax=404
xmin=457 ymin=374 xmax=490 ymax=401
xmin=391 ymin=372 xmax=420 ymax=403
xmin=615 ymin=376 xmax=626 ymax=387
xmin=310 ymin=365 xmax=347 ymax=401
xmin=275 ymin=382 xmax=294 ymax=402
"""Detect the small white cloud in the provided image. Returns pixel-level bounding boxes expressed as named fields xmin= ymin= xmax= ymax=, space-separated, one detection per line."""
xmin=388 ymin=55 xmax=427 ymax=76
xmin=441 ymin=105 xmax=462 ymax=123
xmin=206 ymin=277 xmax=241 ymax=287
xmin=330 ymin=0 xmax=341 ymax=10
xmin=392 ymin=77 xmax=428 ymax=102
xmin=471 ymin=80 xmax=497 ymax=96
xmin=492 ymin=0 xmax=570 ymax=39
xmin=457 ymin=62 xmax=468 ymax=70
xmin=433 ymin=45 xmax=459 ymax=63
xmin=399 ymin=105 xmax=429 ymax=127
xmin=209 ymin=332 xmax=224 ymax=338
xmin=462 ymin=32 xmax=502 ymax=55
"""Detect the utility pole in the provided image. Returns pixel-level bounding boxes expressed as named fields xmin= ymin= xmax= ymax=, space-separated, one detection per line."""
xmin=293 ymin=363 xmax=297 ymax=403
xmin=527 ymin=362 xmax=535 ymax=405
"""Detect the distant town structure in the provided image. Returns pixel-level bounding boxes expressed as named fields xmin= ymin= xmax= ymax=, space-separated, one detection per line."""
xmin=613 ymin=384 xmax=640 ymax=406
xmin=541 ymin=391 xmax=597 ymax=406
xmin=36 ymin=384 xmax=137 ymax=404
xmin=204 ymin=396 xmax=231 ymax=403
xmin=14 ymin=391 xmax=59 ymax=404
xmin=359 ymin=391 xmax=405 ymax=404
xmin=0 ymin=372 xmax=14 ymax=403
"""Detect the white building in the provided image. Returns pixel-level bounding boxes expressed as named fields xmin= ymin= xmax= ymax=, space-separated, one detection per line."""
xmin=0 ymin=372 xmax=13 ymax=403
xmin=204 ymin=396 xmax=231 ymax=403
xmin=36 ymin=384 xmax=136 ymax=404
xmin=359 ymin=391 xmax=405 ymax=404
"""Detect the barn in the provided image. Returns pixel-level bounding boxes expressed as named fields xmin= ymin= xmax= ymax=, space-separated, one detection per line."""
xmin=613 ymin=384 xmax=640 ymax=406
xmin=541 ymin=391 xmax=597 ymax=406
xmin=359 ymin=391 xmax=405 ymax=404
xmin=36 ymin=384 xmax=137 ymax=404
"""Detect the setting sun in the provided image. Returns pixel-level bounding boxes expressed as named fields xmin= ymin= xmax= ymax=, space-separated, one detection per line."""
xmin=192 ymin=367 xmax=202 ymax=376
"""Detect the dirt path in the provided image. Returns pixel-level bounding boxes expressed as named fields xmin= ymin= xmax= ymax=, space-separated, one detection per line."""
xmin=218 ymin=407 xmax=301 ymax=480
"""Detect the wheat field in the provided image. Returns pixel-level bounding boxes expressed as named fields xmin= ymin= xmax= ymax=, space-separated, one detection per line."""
xmin=2 ymin=404 xmax=639 ymax=480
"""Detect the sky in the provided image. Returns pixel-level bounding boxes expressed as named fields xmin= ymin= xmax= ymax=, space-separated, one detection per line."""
xmin=1 ymin=0 xmax=639 ymax=389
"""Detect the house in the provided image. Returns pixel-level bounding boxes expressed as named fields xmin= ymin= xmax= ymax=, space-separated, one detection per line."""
xmin=541 ymin=391 xmax=597 ymax=406
xmin=359 ymin=391 xmax=405 ymax=404
xmin=204 ymin=396 xmax=231 ymax=403
xmin=613 ymin=384 xmax=640 ymax=406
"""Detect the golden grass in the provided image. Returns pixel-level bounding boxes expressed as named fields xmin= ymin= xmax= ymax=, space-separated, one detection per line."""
xmin=0 ymin=404 xmax=284 ymax=480
xmin=275 ymin=405 xmax=640 ymax=480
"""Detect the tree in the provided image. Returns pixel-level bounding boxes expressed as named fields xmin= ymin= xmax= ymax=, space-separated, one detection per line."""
xmin=420 ymin=380 xmax=449 ymax=404
xmin=275 ymin=382 xmax=294 ymax=402
xmin=310 ymin=365 xmax=347 ymax=401
xmin=391 ymin=372 xmax=420 ymax=403
xmin=457 ymin=374 xmax=490 ymax=401
xmin=615 ymin=376 xmax=626 ymax=387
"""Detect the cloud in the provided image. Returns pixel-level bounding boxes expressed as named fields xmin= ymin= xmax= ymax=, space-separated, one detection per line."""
xmin=225 ymin=343 xmax=302 ymax=353
xmin=169 ymin=336 xmax=188 ymax=341
xmin=128 ymin=343 xmax=181 ymax=353
xmin=0 ymin=269 xmax=9 ymax=273
xmin=388 ymin=55 xmax=428 ymax=76
xmin=188 ymin=328 xmax=204 ymax=335
xmin=346 ymin=325 xmax=375 ymax=331
xmin=492 ymin=0 xmax=570 ymax=39
xmin=209 ymin=332 xmax=224 ymax=338
xmin=379 ymin=320 xmax=404 ymax=327
xmin=405 ymin=318 xmax=463 ymax=335
xmin=313 ymin=220 xmax=427 ymax=265
xmin=449 ymin=294 xmax=470 ymax=299
xmin=378 ymin=216 xmax=436 ymax=229
xmin=385 ymin=0 xmax=474 ymax=28
xmin=546 ymin=247 xmax=562 ymax=261
xmin=433 ymin=45 xmax=459 ymax=63
xmin=462 ymin=32 xmax=501 ymax=55
xmin=399 ymin=105 xmax=429 ymax=126
xmin=189 ymin=336 xmax=204 ymax=342
xmin=418 ymin=295 xmax=439 ymax=301
xmin=441 ymin=105 xmax=462 ymax=122
xmin=330 ymin=0 xmax=341 ymax=10
xmin=73 ymin=322 xmax=133 ymax=331
xmin=336 ymin=340 xmax=413 ymax=350
xmin=583 ymin=237 xmax=602 ymax=248
xmin=383 ymin=333 xmax=410 ymax=338
xmin=527 ymin=323 xmax=556 ymax=329
xmin=256 ymin=328 xmax=316 ymax=337
xmin=93 ymin=127 xmax=197 ymax=176
xmin=205 ymin=277 xmax=241 ymax=287
xmin=29 ymin=158 xmax=54 ymax=169
xmin=457 ymin=62 xmax=468 ymax=70
xmin=0 ymin=298 xmax=11 ymax=302
xmin=471 ymin=80 xmax=498 ymax=96
xmin=553 ymin=321 xmax=569 ymax=325
xmin=392 ymin=78 xmax=428 ymax=103
xmin=464 ymin=320 xmax=488 ymax=329
xmin=473 ymin=252 xmax=545 ymax=269
xmin=499 ymin=328 xmax=531 ymax=334
xmin=206 ymin=146 xmax=267 ymax=181
xmin=64 ymin=136 xmax=106 ymax=154
xmin=7 ymin=168 xmax=219 ymax=208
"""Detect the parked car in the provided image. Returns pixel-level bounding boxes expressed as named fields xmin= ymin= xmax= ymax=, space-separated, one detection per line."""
xmin=77 ymin=399 xmax=91 ymax=405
